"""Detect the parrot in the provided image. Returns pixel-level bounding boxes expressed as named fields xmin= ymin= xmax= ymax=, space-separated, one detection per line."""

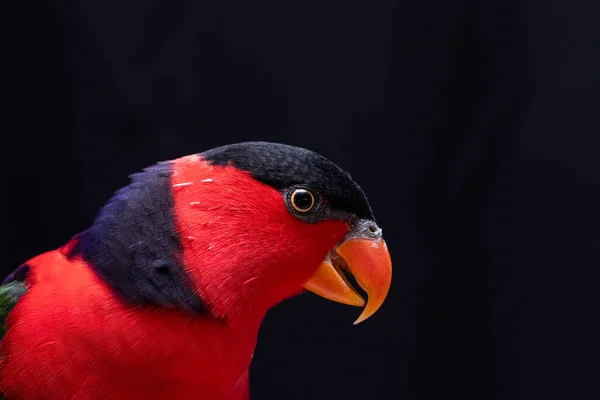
xmin=0 ymin=141 xmax=392 ymax=399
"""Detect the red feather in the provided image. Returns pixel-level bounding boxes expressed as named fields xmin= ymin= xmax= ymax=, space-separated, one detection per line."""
xmin=171 ymin=155 xmax=349 ymax=325
xmin=0 ymin=249 xmax=258 ymax=399
xmin=0 ymin=155 xmax=349 ymax=398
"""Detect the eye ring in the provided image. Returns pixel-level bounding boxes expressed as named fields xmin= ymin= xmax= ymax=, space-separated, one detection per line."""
xmin=290 ymin=188 xmax=316 ymax=213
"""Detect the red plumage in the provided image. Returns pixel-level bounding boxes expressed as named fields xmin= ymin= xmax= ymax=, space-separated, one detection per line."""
xmin=173 ymin=155 xmax=348 ymax=324
xmin=0 ymin=155 xmax=349 ymax=399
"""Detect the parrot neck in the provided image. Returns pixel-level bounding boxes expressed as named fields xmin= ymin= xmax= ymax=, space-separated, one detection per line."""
xmin=67 ymin=161 xmax=208 ymax=314
xmin=68 ymin=155 xmax=348 ymax=329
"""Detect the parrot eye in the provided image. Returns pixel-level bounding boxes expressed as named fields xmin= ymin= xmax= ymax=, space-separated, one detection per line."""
xmin=290 ymin=188 xmax=316 ymax=213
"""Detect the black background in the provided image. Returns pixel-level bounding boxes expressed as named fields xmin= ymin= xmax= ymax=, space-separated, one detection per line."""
xmin=4 ymin=1 xmax=600 ymax=399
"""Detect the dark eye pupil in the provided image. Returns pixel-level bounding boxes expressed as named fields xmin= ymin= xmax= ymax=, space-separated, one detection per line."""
xmin=293 ymin=190 xmax=313 ymax=210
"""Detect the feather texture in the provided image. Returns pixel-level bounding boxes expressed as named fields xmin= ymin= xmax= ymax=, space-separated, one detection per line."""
xmin=0 ymin=145 xmax=358 ymax=399
xmin=0 ymin=249 xmax=257 ymax=399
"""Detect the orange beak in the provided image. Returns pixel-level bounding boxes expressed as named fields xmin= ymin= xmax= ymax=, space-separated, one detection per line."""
xmin=303 ymin=224 xmax=392 ymax=324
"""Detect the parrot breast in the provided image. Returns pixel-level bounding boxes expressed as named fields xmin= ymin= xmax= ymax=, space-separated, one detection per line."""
xmin=0 ymin=249 xmax=258 ymax=399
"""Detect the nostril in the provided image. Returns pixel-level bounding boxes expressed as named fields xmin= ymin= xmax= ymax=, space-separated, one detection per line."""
xmin=351 ymin=220 xmax=381 ymax=239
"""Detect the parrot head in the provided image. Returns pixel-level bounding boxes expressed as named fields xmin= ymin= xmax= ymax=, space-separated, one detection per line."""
xmin=73 ymin=142 xmax=392 ymax=327
xmin=177 ymin=142 xmax=392 ymax=325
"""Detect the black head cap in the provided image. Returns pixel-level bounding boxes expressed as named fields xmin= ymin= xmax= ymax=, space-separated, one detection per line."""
xmin=202 ymin=142 xmax=374 ymax=221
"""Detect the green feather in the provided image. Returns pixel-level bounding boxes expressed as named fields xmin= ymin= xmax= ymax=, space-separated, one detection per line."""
xmin=0 ymin=281 xmax=28 ymax=341
xmin=0 ymin=279 xmax=27 ymax=398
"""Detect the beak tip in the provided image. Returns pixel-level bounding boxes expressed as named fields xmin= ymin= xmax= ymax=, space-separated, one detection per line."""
xmin=352 ymin=308 xmax=376 ymax=325
xmin=353 ymin=312 xmax=373 ymax=325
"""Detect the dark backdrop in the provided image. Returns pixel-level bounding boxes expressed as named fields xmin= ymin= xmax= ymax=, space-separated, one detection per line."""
xmin=4 ymin=1 xmax=599 ymax=399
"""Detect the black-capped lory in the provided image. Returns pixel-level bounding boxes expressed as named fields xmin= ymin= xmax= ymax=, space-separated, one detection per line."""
xmin=0 ymin=142 xmax=392 ymax=399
